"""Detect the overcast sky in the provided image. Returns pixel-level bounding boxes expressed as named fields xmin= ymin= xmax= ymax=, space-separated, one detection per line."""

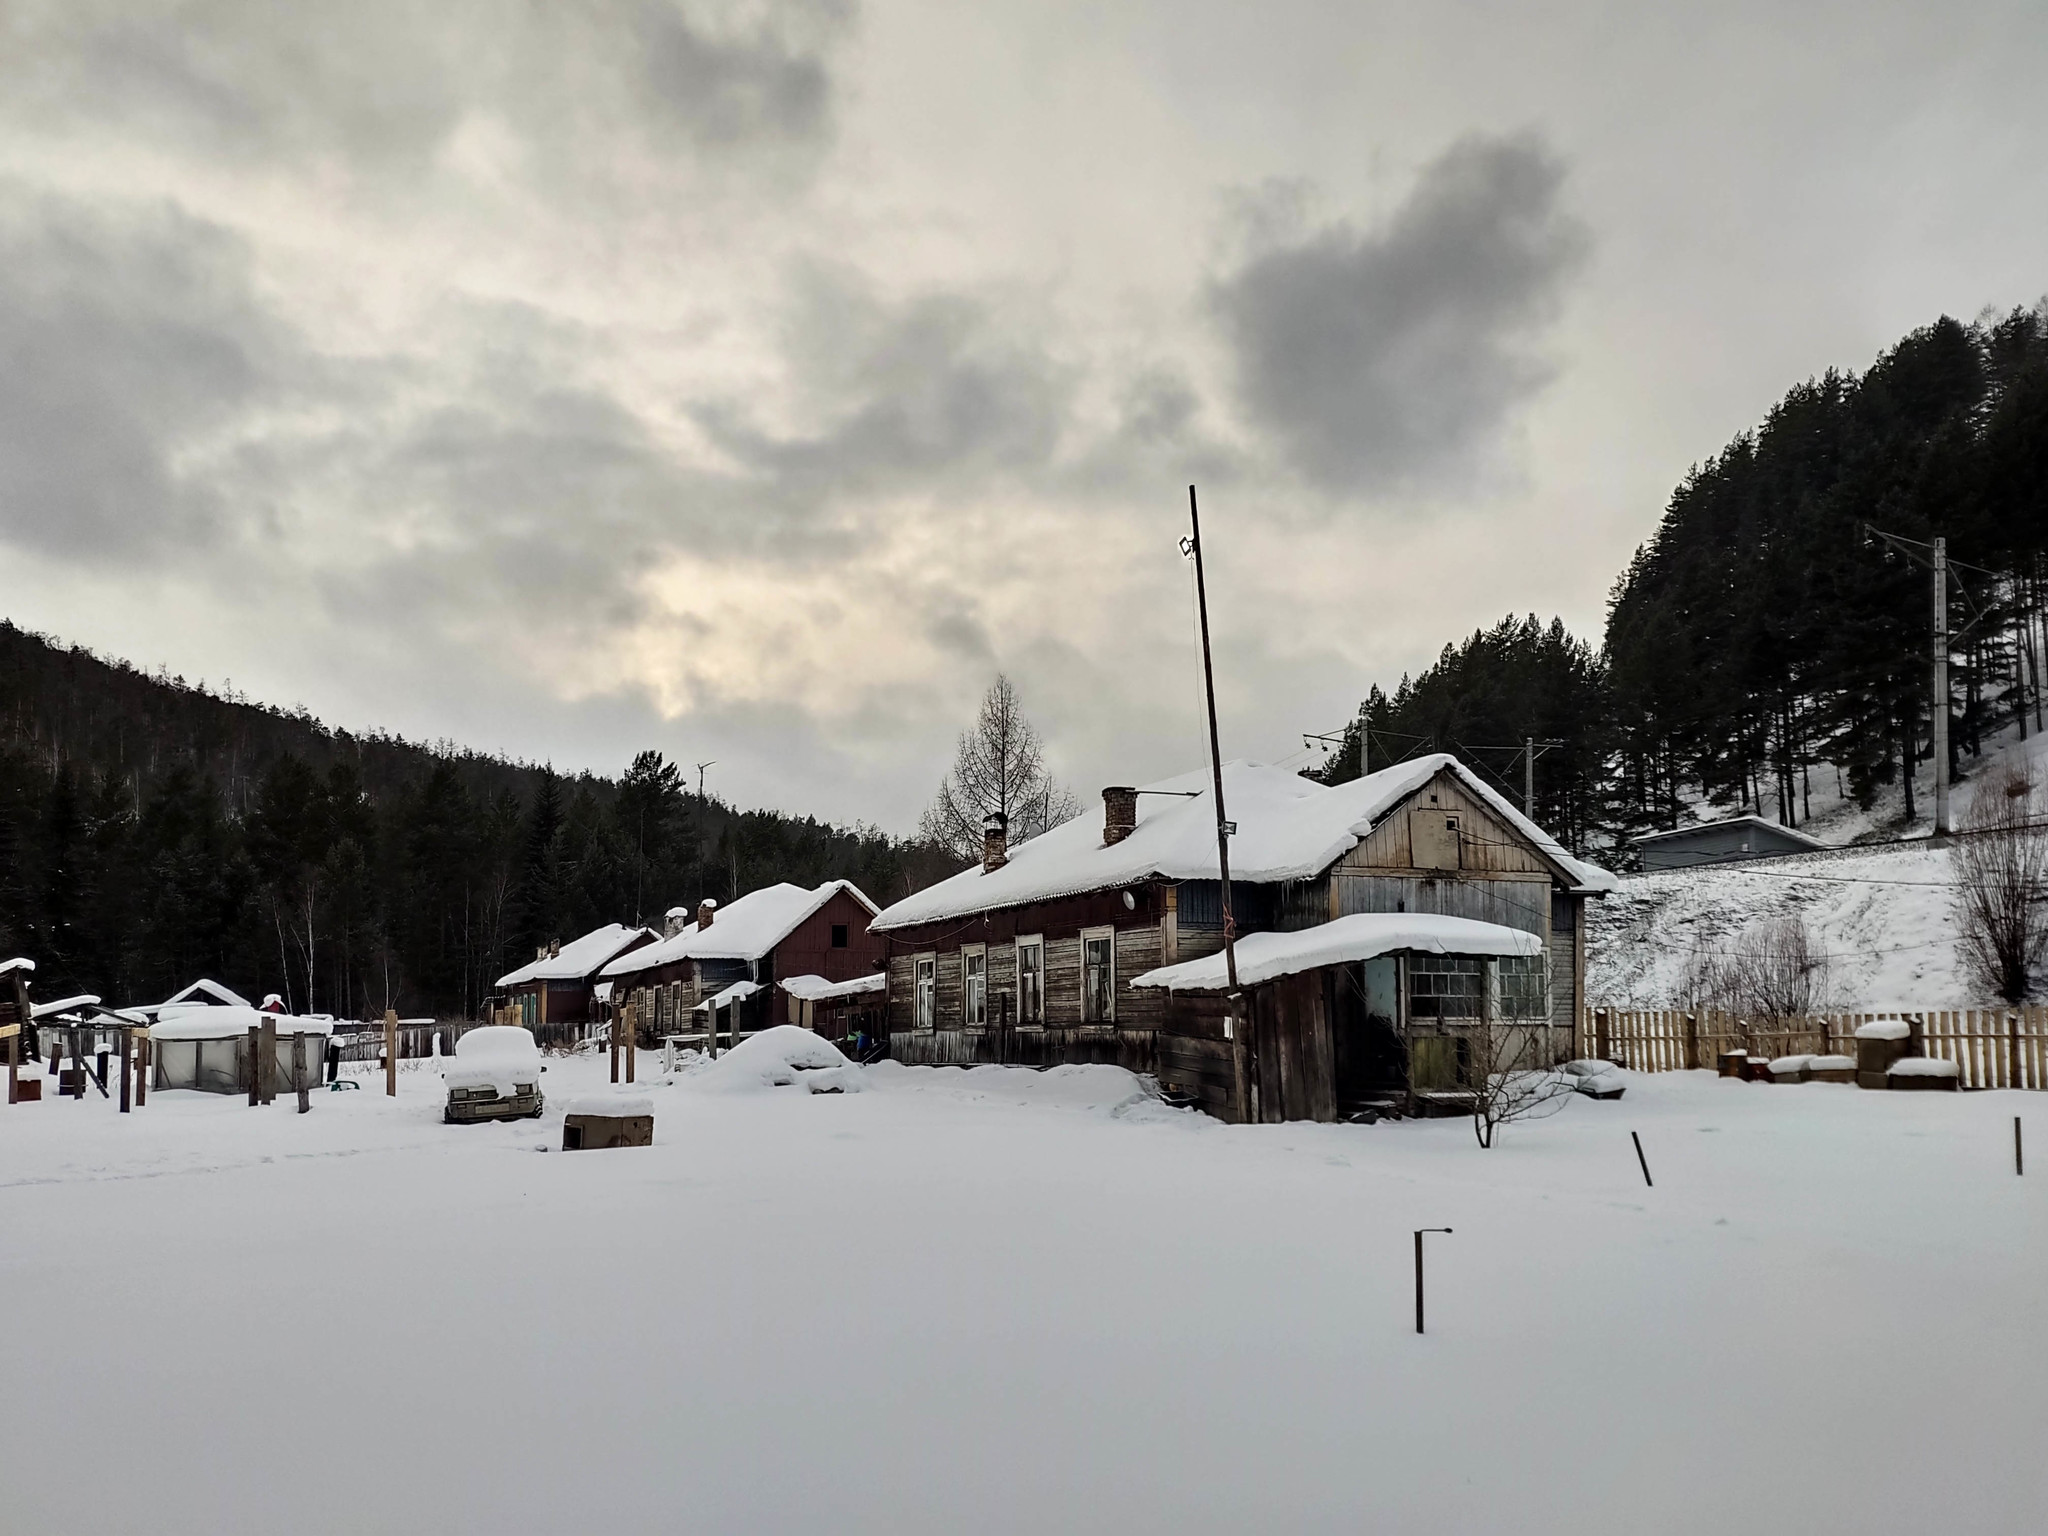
xmin=3 ymin=1 xmax=2044 ymax=832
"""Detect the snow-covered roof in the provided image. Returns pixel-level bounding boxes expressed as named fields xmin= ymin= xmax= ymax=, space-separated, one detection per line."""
xmin=162 ymin=978 xmax=251 ymax=1009
xmin=601 ymin=881 xmax=879 ymax=977
xmin=31 ymin=993 xmax=101 ymax=1018
xmin=873 ymin=753 xmax=1616 ymax=931
xmin=779 ymin=972 xmax=887 ymax=1003
xmin=151 ymin=1005 xmax=335 ymax=1041
xmin=1630 ymin=814 xmax=1826 ymax=851
xmin=0 ymin=957 xmax=34 ymax=978
xmin=1129 ymin=913 xmax=1543 ymax=992
xmin=495 ymin=924 xmax=657 ymax=989
xmin=695 ymin=980 xmax=766 ymax=1012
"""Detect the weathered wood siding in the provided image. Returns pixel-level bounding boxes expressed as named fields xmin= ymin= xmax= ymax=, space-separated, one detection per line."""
xmin=1156 ymin=992 xmax=1237 ymax=1119
xmin=1332 ymin=872 xmax=1550 ymax=936
xmin=1343 ymin=772 xmax=1552 ymax=876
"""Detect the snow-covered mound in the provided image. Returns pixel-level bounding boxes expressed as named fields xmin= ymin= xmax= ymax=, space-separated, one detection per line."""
xmin=689 ymin=1026 xmax=862 ymax=1095
xmin=441 ymin=1024 xmax=542 ymax=1095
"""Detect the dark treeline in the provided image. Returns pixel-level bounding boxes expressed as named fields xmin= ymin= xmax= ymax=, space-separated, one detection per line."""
xmin=0 ymin=621 xmax=911 ymax=1016
xmin=1315 ymin=304 xmax=2048 ymax=857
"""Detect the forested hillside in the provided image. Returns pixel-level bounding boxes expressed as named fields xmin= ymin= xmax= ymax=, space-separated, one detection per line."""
xmin=0 ymin=621 xmax=910 ymax=1017
xmin=1316 ymin=303 xmax=2048 ymax=856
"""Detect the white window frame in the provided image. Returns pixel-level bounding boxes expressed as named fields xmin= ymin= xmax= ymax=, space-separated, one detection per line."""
xmin=914 ymin=954 xmax=936 ymax=1031
xmin=961 ymin=944 xmax=986 ymax=1028
xmin=1015 ymin=935 xmax=1045 ymax=1027
xmin=1081 ymin=926 xmax=1116 ymax=1024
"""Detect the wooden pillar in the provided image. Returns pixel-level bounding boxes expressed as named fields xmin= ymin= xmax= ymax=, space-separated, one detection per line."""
xmin=136 ymin=1030 xmax=147 ymax=1108
xmin=1683 ymin=1013 xmax=1699 ymax=1072
xmin=384 ymin=1009 xmax=398 ymax=1098
xmin=259 ymin=1018 xmax=278 ymax=1104
xmin=610 ymin=1005 xmax=621 ymax=1083
xmin=5 ymin=1018 xmax=19 ymax=1105
xmin=119 ymin=1027 xmax=132 ymax=1113
xmin=247 ymin=1024 xmax=260 ymax=1107
xmin=624 ymin=1002 xmax=636 ymax=1084
xmin=293 ymin=1032 xmax=309 ymax=1114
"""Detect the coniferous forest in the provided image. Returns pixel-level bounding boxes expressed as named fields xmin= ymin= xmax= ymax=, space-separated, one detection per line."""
xmin=7 ymin=304 xmax=2048 ymax=1014
xmin=1323 ymin=305 xmax=2048 ymax=850
xmin=0 ymin=622 xmax=910 ymax=1017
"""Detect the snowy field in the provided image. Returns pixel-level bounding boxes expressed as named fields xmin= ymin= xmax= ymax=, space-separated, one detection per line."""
xmin=4 ymin=1046 xmax=2044 ymax=1535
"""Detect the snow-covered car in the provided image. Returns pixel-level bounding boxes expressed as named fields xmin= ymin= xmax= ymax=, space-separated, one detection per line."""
xmin=442 ymin=1025 xmax=545 ymax=1123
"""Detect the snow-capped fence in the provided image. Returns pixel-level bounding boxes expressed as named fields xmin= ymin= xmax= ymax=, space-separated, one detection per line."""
xmin=1582 ymin=1007 xmax=2048 ymax=1091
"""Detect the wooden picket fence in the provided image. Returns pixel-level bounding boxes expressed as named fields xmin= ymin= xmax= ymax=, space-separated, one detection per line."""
xmin=1581 ymin=1006 xmax=2048 ymax=1091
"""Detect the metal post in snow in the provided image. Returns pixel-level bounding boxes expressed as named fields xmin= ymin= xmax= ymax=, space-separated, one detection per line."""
xmin=1632 ymin=1130 xmax=1654 ymax=1187
xmin=2017 ymin=1117 xmax=2024 ymax=1177
xmin=1415 ymin=1228 xmax=1452 ymax=1334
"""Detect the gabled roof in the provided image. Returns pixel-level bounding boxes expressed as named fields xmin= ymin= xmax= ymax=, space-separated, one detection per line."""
xmin=1629 ymin=814 xmax=1826 ymax=851
xmin=601 ymin=880 xmax=880 ymax=978
xmin=871 ymin=753 xmax=1617 ymax=931
xmin=162 ymin=978 xmax=252 ymax=1009
xmin=495 ymin=924 xmax=658 ymax=990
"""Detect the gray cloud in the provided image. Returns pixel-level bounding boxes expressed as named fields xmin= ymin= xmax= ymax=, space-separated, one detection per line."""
xmin=691 ymin=264 xmax=1075 ymax=498
xmin=0 ymin=192 xmax=295 ymax=560
xmin=0 ymin=1 xmax=849 ymax=173
xmin=1210 ymin=132 xmax=1588 ymax=495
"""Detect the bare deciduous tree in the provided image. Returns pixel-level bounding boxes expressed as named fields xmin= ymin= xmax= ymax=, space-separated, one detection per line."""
xmin=1467 ymin=988 xmax=1575 ymax=1149
xmin=1953 ymin=765 xmax=2048 ymax=1003
xmin=1724 ymin=915 xmax=1831 ymax=1025
xmin=918 ymin=675 xmax=1082 ymax=865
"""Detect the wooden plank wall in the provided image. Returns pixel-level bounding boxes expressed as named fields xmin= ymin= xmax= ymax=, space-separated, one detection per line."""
xmin=1582 ymin=1006 xmax=2048 ymax=1090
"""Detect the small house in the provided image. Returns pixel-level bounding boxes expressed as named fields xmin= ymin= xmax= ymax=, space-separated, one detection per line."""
xmin=600 ymin=881 xmax=884 ymax=1041
xmin=1630 ymin=815 xmax=1825 ymax=871
xmin=493 ymin=923 xmax=658 ymax=1029
xmin=868 ymin=753 xmax=1616 ymax=1123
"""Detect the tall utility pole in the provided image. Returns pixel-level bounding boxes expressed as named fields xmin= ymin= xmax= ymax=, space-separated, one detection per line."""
xmin=1525 ymin=736 xmax=1536 ymax=818
xmin=1865 ymin=526 xmax=1975 ymax=839
xmin=696 ymin=761 xmax=716 ymax=800
xmin=1185 ymin=486 xmax=1249 ymax=1122
xmin=1932 ymin=537 xmax=1950 ymax=838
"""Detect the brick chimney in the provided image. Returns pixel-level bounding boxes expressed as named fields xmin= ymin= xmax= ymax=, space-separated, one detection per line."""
xmin=547 ymin=939 xmax=560 ymax=958
xmin=1102 ymin=786 xmax=1138 ymax=846
xmin=664 ymin=906 xmax=690 ymax=939
xmin=697 ymin=898 xmax=718 ymax=930
xmin=982 ymin=810 xmax=1009 ymax=873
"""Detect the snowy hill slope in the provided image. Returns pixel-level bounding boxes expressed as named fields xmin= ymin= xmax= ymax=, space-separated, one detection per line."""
xmin=1589 ymin=726 xmax=2048 ymax=1010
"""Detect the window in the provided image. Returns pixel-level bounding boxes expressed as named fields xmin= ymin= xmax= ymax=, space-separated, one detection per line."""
xmin=1497 ymin=954 xmax=1549 ymax=1019
xmin=830 ymin=923 xmax=849 ymax=949
xmin=914 ymin=955 xmax=936 ymax=1031
xmin=1016 ymin=936 xmax=1044 ymax=1026
xmin=1407 ymin=955 xmax=1485 ymax=1020
xmin=1082 ymin=928 xmax=1116 ymax=1023
xmin=962 ymin=945 xmax=986 ymax=1027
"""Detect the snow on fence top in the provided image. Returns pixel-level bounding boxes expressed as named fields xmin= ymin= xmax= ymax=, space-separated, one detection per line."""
xmin=600 ymin=880 xmax=879 ymax=978
xmin=31 ymin=994 xmax=102 ymax=1018
xmin=494 ymin=923 xmax=657 ymax=989
xmin=872 ymin=753 xmax=1616 ymax=932
xmin=1130 ymin=912 xmax=1542 ymax=992
xmin=778 ymin=972 xmax=887 ymax=1003
xmin=0 ymin=957 xmax=34 ymax=977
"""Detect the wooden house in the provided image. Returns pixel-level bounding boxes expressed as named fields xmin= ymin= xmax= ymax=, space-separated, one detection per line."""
xmin=1630 ymin=814 xmax=1825 ymax=871
xmin=599 ymin=881 xmax=884 ymax=1042
xmin=493 ymin=923 xmax=658 ymax=1029
xmin=868 ymin=754 xmax=1616 ymax=1123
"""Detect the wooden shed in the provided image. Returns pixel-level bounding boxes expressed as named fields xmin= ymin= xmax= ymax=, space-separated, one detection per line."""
xmin=869 ymin=753 xmax=1616 ymax=1123
xmin=1630 ymin=815 xmax=1825 ymax=871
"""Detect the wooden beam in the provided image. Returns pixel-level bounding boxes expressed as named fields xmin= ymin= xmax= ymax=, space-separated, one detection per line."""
xmin=384 ymin=1009 xmax=398 ymax=1098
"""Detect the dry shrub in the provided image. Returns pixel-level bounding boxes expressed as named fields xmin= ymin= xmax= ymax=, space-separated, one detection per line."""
xmin=1953 ymin=765 xmax=2048 ymax=1003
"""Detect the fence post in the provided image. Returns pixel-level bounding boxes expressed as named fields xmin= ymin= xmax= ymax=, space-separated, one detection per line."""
xmin=119 ymin=1027 xmax=131 ymax=1114
xmin=1684 ymin=1013 xmax=1698 ymax=1071
xmin=625 ymin=1003 xmax=636 ymax=1084
xmin=247 ymin=1024 xmax=260 ymax=1107
xmin=1595 ymin=1008 xmax=1610 ymax=1062
xmin=384 ymin=1009 xmax=398 ymax=1098
xmin=294 ymin=1032 xmax=309 ymax=1115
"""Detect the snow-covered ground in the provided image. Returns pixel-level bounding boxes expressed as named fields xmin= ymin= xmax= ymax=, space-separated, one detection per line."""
xmin=4 ymin=1045 xmax=2043 ymax=1534
xmin=1589 ymin=724 xmax=2048 ymax=1009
